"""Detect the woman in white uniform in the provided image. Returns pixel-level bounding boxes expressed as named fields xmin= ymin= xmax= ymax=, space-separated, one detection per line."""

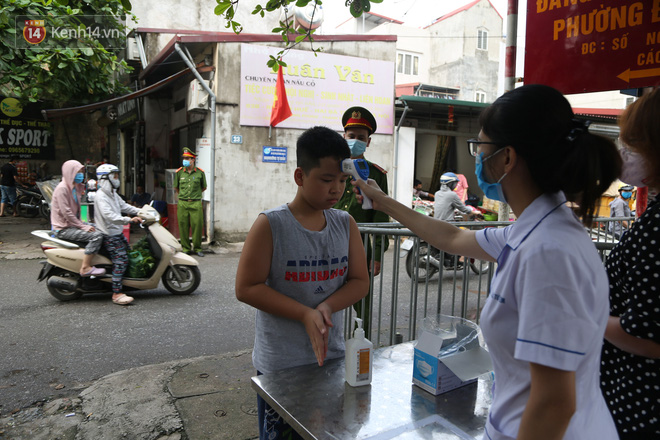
xmin=355 ymin=85 xmax=621 ymax=440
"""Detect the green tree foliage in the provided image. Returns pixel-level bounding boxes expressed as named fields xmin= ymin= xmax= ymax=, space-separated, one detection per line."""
xmin=213 ymin=0 xmax=383 ymax=70
xmin=0 ymin=0 xmax=135 ymax=105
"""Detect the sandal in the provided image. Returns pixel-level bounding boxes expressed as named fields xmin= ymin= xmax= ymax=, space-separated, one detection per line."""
xmin=81 ymin=267 xmax=106 ymax=277
xmin=112 ymin=294 xmax=134 ymax=305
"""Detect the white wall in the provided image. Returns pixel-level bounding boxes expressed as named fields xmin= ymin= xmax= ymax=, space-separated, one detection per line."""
xmin=395 ymin=127 xmax=416 ymax=205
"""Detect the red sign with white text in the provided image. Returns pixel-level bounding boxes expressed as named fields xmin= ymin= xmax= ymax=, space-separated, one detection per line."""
xmin=525 ymin=0 xmax=660 ymax=94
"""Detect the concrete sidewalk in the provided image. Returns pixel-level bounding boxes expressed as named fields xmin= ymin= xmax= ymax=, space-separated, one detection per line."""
xmin=1 ymin=216 xmax=258 ymax=439
xmin=0 ymin=351 xmax=259 ymax=440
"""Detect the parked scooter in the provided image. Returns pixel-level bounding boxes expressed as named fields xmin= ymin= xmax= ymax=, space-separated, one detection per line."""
xmin=31 ymin=204 xmax=201 ymax=301
xmin=405 ymin=240 xmax=491 ymax=282
xmin=15 ymin=184 xmax=48 ymax=218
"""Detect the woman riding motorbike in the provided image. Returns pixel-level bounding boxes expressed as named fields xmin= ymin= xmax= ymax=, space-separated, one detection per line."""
xmin=94 ymin=164 xmax=141 ymax=305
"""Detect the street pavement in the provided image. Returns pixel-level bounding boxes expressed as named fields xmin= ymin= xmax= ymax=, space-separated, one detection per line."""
xmin=0 ymin=215 xmax=259 ymax=440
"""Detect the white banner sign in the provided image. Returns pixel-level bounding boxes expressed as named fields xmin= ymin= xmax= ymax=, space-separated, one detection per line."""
xmin=240 ymin=44 xmax=395 ymax=134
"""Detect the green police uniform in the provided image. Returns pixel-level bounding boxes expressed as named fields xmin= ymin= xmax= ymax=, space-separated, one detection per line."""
xmin=333 ymin=159 xmax=390 ymax=260
xmin=334 ymin=106 xmax=389 ymax=337
xmin=174 ymin=166 xmax=207 ymax=253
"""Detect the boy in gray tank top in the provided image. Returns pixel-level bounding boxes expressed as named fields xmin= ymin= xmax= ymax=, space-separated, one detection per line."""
xmin=236 ymin=126 xmax=370 ymax=440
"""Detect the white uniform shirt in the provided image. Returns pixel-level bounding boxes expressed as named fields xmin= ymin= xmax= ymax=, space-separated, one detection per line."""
xmin=475 ymin=192 xmax=617 ymax=440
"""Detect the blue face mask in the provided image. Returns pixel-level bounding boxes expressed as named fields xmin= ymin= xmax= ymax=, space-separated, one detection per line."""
xmin=346 ymin=139 xmax=367 ymax=157
xmin=475 ymin=150 xmax=508 ymax=203
xmin=74 ymin=173 xmax=84 ymax=183
xmin=182 ymin=160 xmax=191 ymax=167
xmin=621 ymin=191 xmax=632 ymax=199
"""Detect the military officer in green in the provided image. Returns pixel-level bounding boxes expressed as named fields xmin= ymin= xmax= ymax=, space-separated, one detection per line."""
xmin=333 ymin=106 xmax=389 ymax=336
xmin=174 ymin=148 xmax=207 ymax=257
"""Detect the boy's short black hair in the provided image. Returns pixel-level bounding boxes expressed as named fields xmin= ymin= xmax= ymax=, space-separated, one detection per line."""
xmin=414 ymin=179 xmax=422 ymax=186
xmin=297 ymin=126 xmax=350 ymax=173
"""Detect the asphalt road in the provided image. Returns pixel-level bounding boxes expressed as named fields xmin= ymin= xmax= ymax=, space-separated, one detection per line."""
xmin=0 ymin=237 xmax=488 ymax=417
xmin=0 ymin=252 xmax=254 ymax=416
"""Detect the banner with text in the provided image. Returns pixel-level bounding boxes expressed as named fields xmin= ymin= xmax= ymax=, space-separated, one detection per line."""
xmin=525 ymin=1 xmax=660 ymax=94
xmin=240 ymin=44 xmax=395 ymax=134
xmin=0 ymin=97 xmax=54 ymax=160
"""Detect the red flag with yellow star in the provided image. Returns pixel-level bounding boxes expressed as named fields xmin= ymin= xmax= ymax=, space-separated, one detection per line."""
xmin=270 ymin=65 xmax=292 ymax=127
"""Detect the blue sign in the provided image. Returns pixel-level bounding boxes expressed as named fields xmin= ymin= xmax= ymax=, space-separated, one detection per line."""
xmin=231 ymin=135 xmax=242 ymax=144
xmin=262 ymin=146 xmax=287 ymax=163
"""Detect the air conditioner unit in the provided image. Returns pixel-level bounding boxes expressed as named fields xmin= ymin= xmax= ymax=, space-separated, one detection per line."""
xmin=187 ymin=80 xmax=209 ymax=112
xmin=126 ymin=37 xmax=140 ymax=62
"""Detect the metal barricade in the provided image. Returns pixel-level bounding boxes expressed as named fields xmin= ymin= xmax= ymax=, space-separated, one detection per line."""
xmin=346 ymin=216 xmax=632 ymax=348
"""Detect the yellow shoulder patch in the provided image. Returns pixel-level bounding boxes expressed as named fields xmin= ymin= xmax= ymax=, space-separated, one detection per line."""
xmin=370 ymin=162 xmax=387 ymax=174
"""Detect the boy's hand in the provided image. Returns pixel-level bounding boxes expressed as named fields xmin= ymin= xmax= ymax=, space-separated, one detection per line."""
xmin=302 ymin=308 xmax=329 ymax=366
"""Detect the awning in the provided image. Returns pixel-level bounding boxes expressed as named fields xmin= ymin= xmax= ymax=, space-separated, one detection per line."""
xmin=41 ymin=64 xmax=214 ymax=120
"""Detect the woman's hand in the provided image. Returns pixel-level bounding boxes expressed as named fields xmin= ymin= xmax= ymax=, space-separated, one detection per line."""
xmin=352 ymin=178 xmax=387 ymax=210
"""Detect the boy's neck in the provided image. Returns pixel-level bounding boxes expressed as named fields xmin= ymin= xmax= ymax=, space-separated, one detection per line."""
xmin=288 ymin=194 xmax=327 ymax=232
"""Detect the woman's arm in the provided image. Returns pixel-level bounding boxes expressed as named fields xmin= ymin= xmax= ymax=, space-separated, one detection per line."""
xmin=517 ymin=363 xmax=576 ymax=440
xmin=356 ymin=179 xmax=493 ymax=261
xmin=605 ymin=316 xmax=660 ymax=358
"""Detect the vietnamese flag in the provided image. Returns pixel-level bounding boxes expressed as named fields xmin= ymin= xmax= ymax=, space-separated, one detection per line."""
xmin=270 ymin=65 xmax=292 ymax=127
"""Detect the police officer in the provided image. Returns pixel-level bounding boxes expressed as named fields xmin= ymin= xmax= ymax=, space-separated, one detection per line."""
xmin=333 ymin=106 xmax=389 ymax=336
xmin=174 ymin=148 xmax=207 ymax=257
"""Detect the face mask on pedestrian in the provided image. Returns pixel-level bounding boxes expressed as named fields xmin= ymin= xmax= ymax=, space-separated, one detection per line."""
xmin=182 ymin=159 xmax=191 ymax=167
xmin=475 ymin=149 xmax=508 ymax=203
xmin=621 ymin=191 xmax=632 ymax=199
xmin=346 ymin=139 xmax=367 ymax=157
xmin=73 ymin=173 xmax=84 ymax=183
xmin=619 ymin=144 xmax=649 ymax=187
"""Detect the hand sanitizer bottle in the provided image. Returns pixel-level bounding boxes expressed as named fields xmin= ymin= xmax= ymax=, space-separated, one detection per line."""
xmin=345 ymin=317 xmax=373 ymax=387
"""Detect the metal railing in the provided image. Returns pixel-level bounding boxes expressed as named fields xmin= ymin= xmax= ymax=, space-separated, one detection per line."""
xmin=344 ymin=216 xmax=633 ymax=347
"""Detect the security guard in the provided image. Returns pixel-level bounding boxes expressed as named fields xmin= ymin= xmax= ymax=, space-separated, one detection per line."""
xmin=333 ymin=106 xmax=389 ymax=336
xmin=174 ymin=147 xmax=207 ymax=257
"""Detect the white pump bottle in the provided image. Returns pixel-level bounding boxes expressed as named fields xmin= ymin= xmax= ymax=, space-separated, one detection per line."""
xmin=345 ymin=317 xmax=373 ymax=387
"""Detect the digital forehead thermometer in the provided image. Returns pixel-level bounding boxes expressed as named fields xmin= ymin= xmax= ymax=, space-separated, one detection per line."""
xmin=341 ymin=158 xmax=372 ymax=209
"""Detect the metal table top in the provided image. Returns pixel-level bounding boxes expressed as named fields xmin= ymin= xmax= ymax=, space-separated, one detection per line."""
xmin=251 ymin=342 xmax=493 ymax=440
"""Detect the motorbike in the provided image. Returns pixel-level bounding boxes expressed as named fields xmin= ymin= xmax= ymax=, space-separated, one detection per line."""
xmin=405 ymin=240 xmax=491 ymax=282
xmin=15 ymin=184 xmax=49 ymax=219
xmin=31 ymin=204 xmax=201 ymax=301
xmin=402 ymin=204 xmax=491 ymax=281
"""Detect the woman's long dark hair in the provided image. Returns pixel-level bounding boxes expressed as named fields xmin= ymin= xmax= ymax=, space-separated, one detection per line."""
xmin=479 ymin=84 xmax=621 ymax=225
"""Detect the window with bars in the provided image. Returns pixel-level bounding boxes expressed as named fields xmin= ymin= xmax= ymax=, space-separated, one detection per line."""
xmin=396 ymin=51 xmax=419 ymax=75
xmin=477 ymin=29 xmax=488 ymax=50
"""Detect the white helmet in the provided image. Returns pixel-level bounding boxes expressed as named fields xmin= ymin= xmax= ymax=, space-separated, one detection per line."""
xmin=96 ymin=164 xmax=120 ymax=189
xmin=440 ymin=172 xmax=459 ymax=191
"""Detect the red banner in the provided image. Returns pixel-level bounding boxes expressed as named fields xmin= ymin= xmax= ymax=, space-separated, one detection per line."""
xmin=270 ymin=65 xmax=292 ymax=127
xmin=525 ymin=0 xmax=660 ymax=94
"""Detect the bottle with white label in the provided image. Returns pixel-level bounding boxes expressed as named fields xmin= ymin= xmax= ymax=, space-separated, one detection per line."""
xmin=345 ymin=317 xmax=373 ymax=387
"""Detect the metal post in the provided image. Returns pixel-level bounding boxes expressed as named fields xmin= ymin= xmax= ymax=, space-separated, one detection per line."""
xmin=174 ymin=42 xmax=217 ymax=243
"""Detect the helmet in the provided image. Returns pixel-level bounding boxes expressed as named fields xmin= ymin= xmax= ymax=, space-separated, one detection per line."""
xmin=618 ymin=184 xmax=634 ymax=192
xmin=440 ymin=172 xmax=459 ymax=191
xmin=96 ymin=163 xmax=119 ymax=180
xmin=96 ymin=164 xmax=120 ymax=189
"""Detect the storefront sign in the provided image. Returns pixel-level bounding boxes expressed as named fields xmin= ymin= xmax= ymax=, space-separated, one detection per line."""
xmin=240 ymin=45 xmax=395 ymax=134
xmin=117 ymin=98 xmax=138 ymax=129
xmin=0 ymin=97 xmax=54 ymax=159
xmin=262 ymin=146 xmax=287 ymax=163
xmin=524 ymin=1 xmax=660 ymax=94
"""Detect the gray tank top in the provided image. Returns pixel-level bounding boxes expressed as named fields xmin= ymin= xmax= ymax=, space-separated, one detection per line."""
xmin=253 ymin=204 xmax=351 ymax=374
